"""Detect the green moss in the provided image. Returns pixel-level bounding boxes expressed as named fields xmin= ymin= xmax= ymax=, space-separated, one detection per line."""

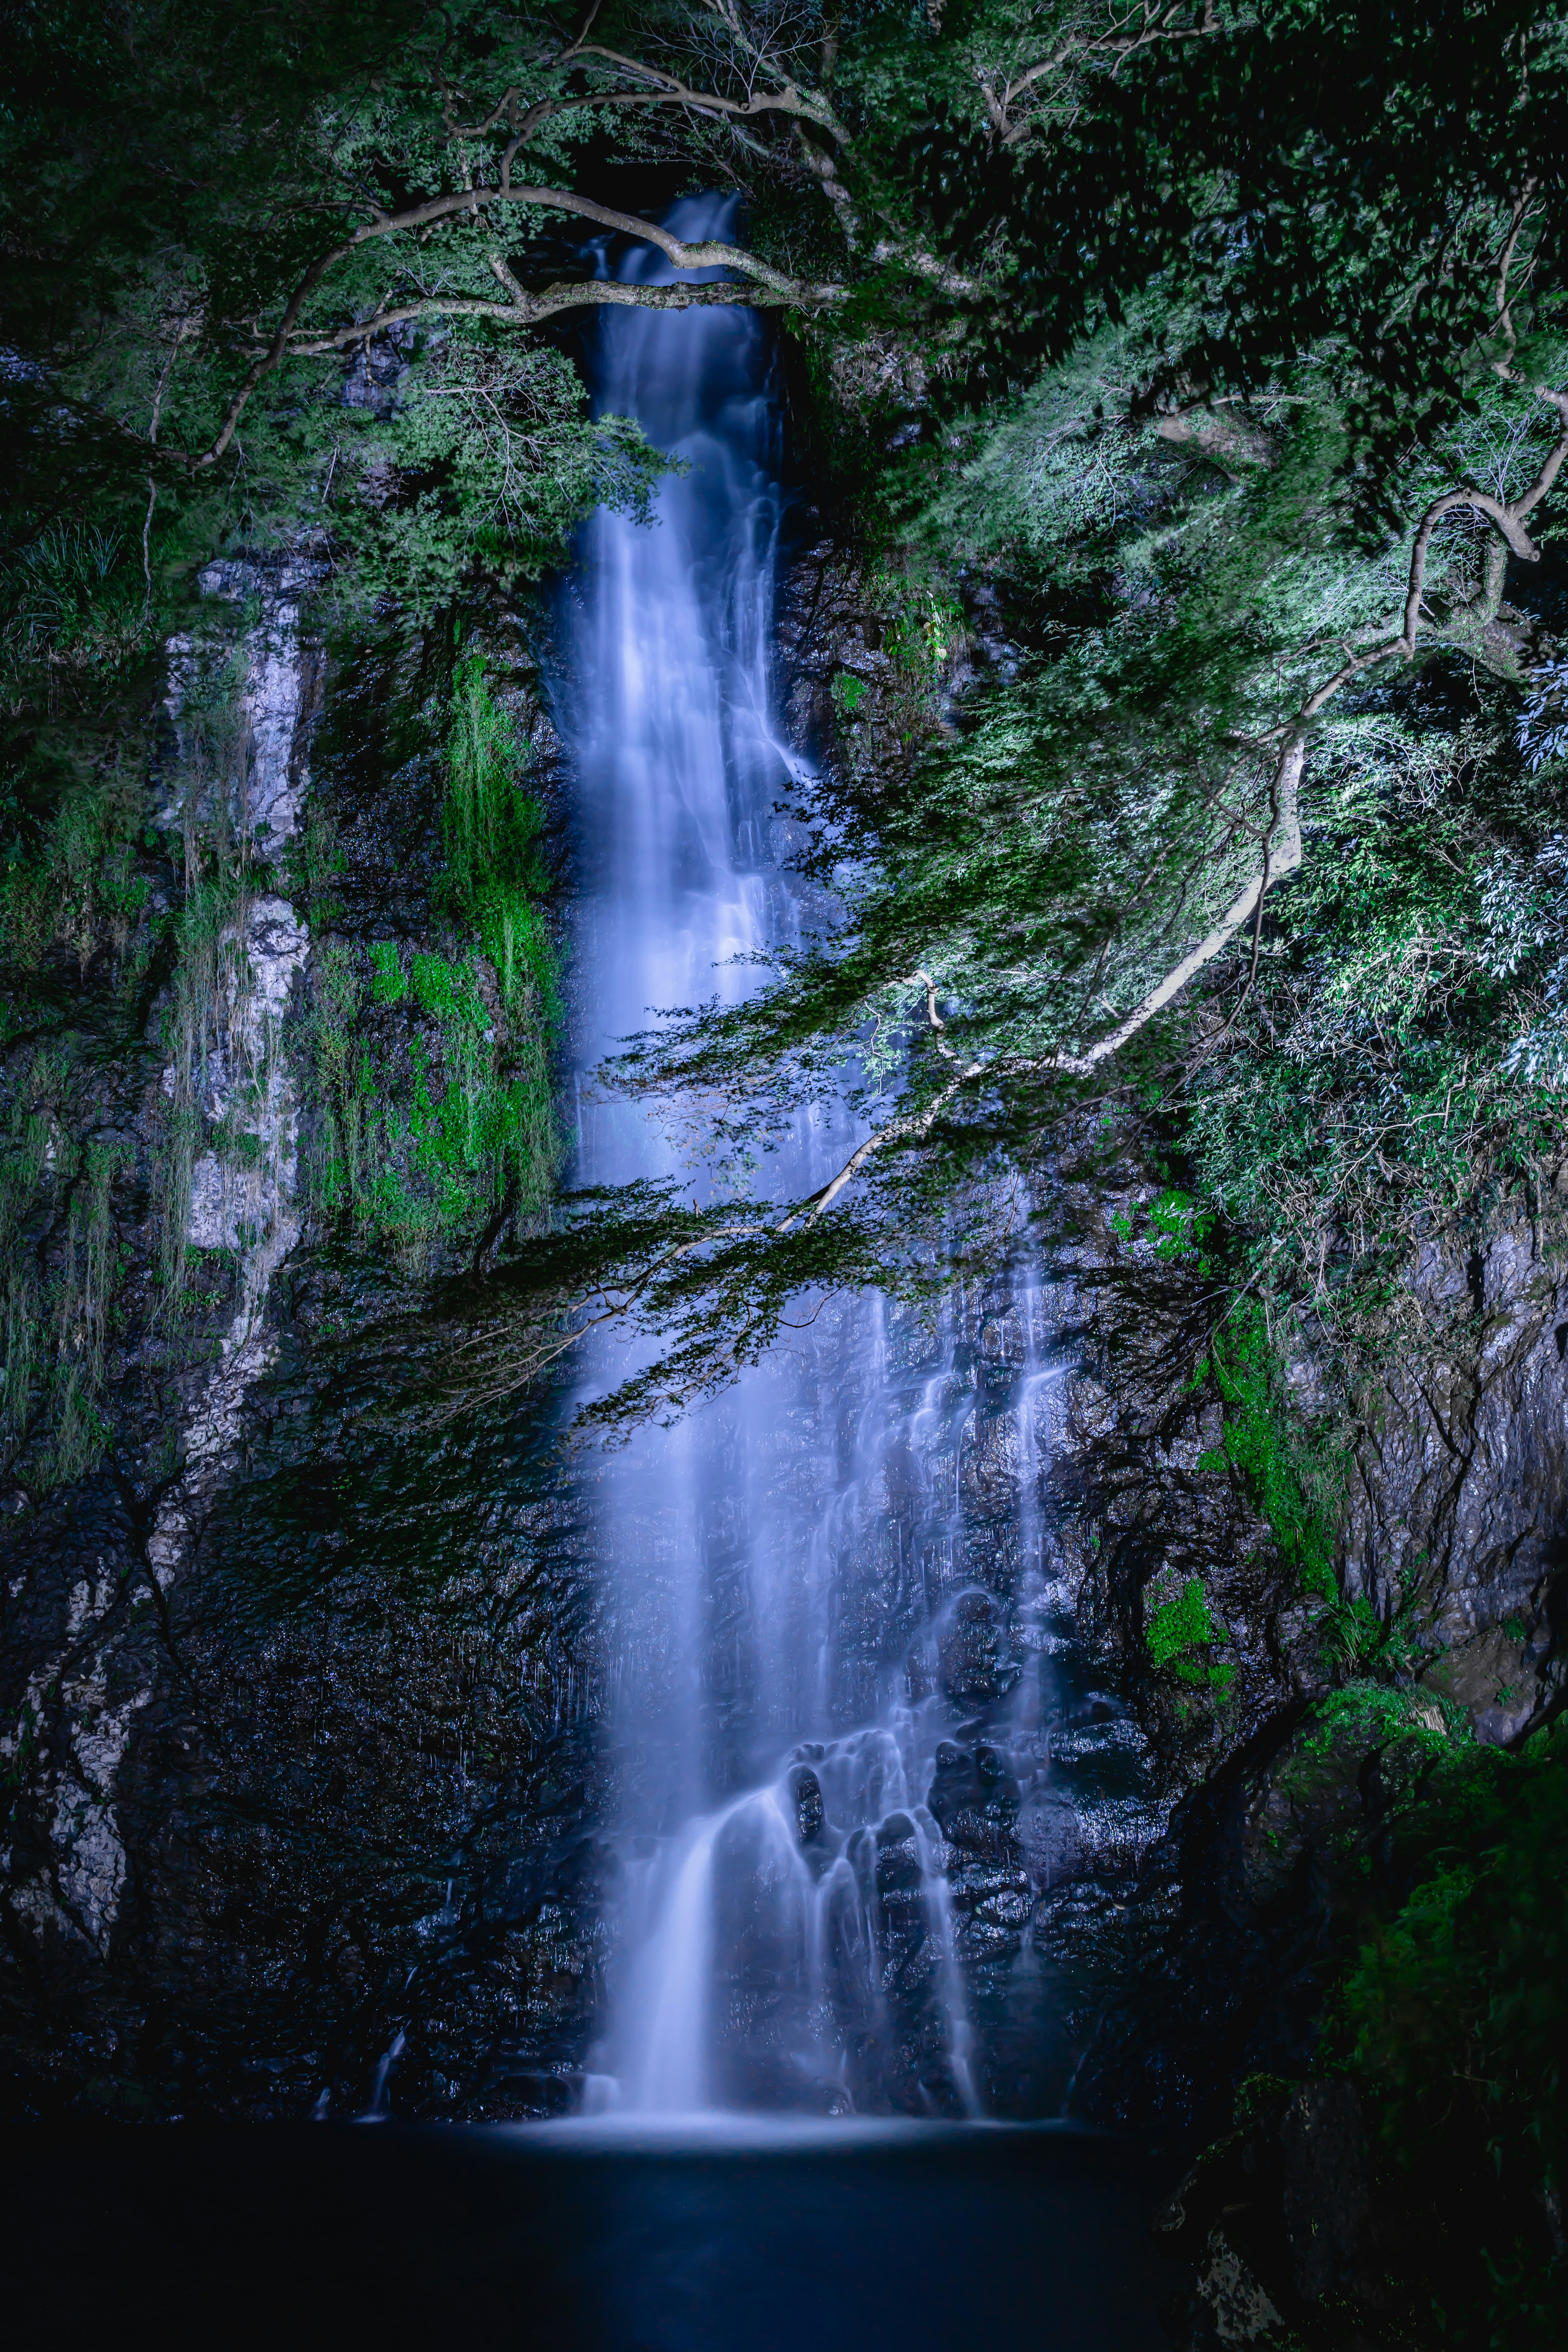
xmin=1330 ymin=1729 xmax=1568 ymax=2342
xmin=1147 ymin=1573 xmax=1233 ymax=1692
xmin=1195 ymin=1299 xmax=1342 ymax=1600
xmin=443 ymin=650 xmax=561 ymax=1029
xmin=0 ymin=1080 xmax=129 ymax=1490
xmin=1112 ymin=1187 xmax=1214 ymax=1264
xmin=303 ymin=649 xmax=561 ymax=1261
xmin=1148 ymin=1573 xmax=1218 ymax=1666
xmin=367 ymin=941 xmax=407 ymax=1005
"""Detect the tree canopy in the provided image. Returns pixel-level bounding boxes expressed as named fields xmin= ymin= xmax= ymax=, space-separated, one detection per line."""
xmin=3 ymin=0 xmax=1567 ymax=1423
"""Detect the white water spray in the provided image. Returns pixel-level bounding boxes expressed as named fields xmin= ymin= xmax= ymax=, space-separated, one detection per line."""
xmin=563 ymin=197 xmax=1067 ymax=2120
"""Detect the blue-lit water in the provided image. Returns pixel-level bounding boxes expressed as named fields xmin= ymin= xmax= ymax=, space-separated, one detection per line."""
xmin=2 ymin=2123 xmax=1178 ymax=2347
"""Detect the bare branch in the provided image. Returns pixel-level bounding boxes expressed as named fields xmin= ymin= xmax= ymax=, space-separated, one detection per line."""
xmin=1491 ymin=178 xmax=1538 ymax=369
xmin=196 ymin=185 xmax=838 ymax=466
xmin=1061 ymin=750 xmax=1303 ymax=1075
xmin=899 ymin=968 xmax=950 ymax=1042
xmin=569 ymin=40 xmax=846 ymax=136
xmin=1511 ymin=386 xmax=1568 ymax=522
xmin=440 ymin=82 xmax=521 ymax=138
xmin=777 ymin=1061 xmax=986 ymax=1228
xmin=982 ymin=0 xmax=1221 ymax=146
xmin=1401 ymin=488 xmax=1537 ymax=638
xmin=562 ymin=0 xmax=605 ymax=57
xmin=285 ymin=275 xmax=800 ymax=357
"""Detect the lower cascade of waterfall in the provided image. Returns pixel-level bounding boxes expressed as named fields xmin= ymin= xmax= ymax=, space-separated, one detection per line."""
xmin=560 ymin=198 xmax=1165 ymax=2124
xmin=595 ymin=1718 xmax=982 ymax=2120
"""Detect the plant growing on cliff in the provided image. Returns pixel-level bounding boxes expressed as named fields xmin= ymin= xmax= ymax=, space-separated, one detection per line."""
xmin=1194 ymin=1301 xmax=1342 ymax=1601
xmin=1146 ymin=1572 xmax=1233 ymax=1694
xmin=0 ymin=1068 xmax=127 ymax=1490
xmin=304 ymin=650 xmax=561 ymax=1263
xmin=5 ymin=0 xmax=1568 ymax=1452
xmin=1332 ymin=1727 xmax=1568 ymax=2344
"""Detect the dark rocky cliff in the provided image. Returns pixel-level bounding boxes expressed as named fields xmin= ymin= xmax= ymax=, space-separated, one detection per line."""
xmin=1052 ymin=1175 xmax=1568 ymax=2344
xmin=0 ymin=575 xmax=602 ymax=2120
xmin=4 ymin=530 xmax=1566 ymax=2343
xmin=781 ymin=532 xmax=1568 ymax=2340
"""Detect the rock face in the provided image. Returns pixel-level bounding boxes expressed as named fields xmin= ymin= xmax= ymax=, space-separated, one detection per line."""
xmin=1152 ymin=2071 xmax=1526 ymax=2350
xmin=1049 ymin=1185 xmax=1568 ymax=2139
xmin=3 ymin=510 xmax=1565 ymax=2206
xmin=0 ymin=586 xmax=600 ymax=2120
xmin=1343 ymin=1224 xmax=1568 ymax=1745
xmin=1021 ymin=1131 xmax=1568 ymax=2340
xmin=4 ymin=555 xmax=321 ymax=2013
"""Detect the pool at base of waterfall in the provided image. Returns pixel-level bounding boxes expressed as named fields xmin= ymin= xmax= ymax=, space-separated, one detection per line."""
xmin=3 ymin=2120 xmax=1183 ymax=2348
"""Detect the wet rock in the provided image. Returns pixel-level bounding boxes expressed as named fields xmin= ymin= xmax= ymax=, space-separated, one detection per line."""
xmin=788 ymin=1764 xmax=825 ymax=1846
xmin=1342 ymin=1224 xmax=1568 ymax=1743
xmin=975 ymin=1881 xmax=1032 ymax=1928
xmin=1015 ymin=1789 xmax=1083 ymax=1884
xmin=1068 ymin=1691 xmax=1123 ymax=1727
xmin=937 ymin=1587 xmax=1006 ymax=1706
xmin=1152 ymin=2121 xmax=1305 ymax=2348
xmin=926 ymin=1742 xmax=984 ymax=1842
xmin=873 ymin=1812 xmax=924 ymax=1899
xmin=1195 ymin=2229 xmax=1287 ymax=2346
xmin=949 ymin=1851 xmax=1034 ymax=1973
xmin=1152 ymin=2134 xmax=1254 ymax=2261
xmin=1278 ymin=2078 xmax=1373 ymax=2307
xmin=975 ymin=1742 xmax=1019 ymax=1802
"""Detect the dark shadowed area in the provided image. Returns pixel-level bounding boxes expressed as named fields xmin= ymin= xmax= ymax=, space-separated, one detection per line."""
xmin=1 ymin=2122 xmax=1180 ymax=2349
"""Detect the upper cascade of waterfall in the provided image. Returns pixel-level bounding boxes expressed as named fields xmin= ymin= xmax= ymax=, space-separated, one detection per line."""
xmin=568 ymin=194 xmax=789 ymax=1190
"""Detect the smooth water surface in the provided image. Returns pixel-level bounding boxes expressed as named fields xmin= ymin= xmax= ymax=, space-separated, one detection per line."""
xmin=1 ymin=2123 xmax=1181 ymax=2348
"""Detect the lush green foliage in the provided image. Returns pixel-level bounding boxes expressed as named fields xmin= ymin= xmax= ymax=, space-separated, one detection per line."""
xmin=1146 ymin=1572 xmax=1233 ymax=1693
xmin=1333 ymin=1728 xmax=1568 ymax=2343
xmin=0 ymin=2 xmax=666 ymax=623
xmin=4 ymin=0 xmax=1568 ymax=1446
xmin=0 ymin=0 xmax=669 ymax=989
xmin=1194 ymin=1300 xmax=1341 ymax=1599
xmin=1184 ymin=708 xmax=1568 ymax=1281
xmin=305 ymin=653 xmax=561 ymax=1263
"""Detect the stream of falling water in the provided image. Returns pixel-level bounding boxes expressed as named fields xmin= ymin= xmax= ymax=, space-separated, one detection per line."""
xmin=558 ymin=199 xmax=1151 ymax=2124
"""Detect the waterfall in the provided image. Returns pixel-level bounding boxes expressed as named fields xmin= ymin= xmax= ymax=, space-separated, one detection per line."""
xmin=569 ymin=199 xmax=780 ymax=1192
xmin=561 ymin=199 xmax=1085 ymax=2123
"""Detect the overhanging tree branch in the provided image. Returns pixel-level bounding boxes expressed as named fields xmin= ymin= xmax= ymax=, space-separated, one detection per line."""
xmin=782 ymin=372 xmax=1568 ymax=1217
xmin=980 ymin=0 xmax=1220 ymax=145
xmin=404 ymin=372 xmax=1568 ymax=1420
xmin=286 ymin=274 xmax=801 ymax=358
xmin=194 ymin=184 xmax=840 ymax=467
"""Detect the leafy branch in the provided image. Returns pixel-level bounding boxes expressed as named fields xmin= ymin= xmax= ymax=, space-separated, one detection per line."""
xmin=784 ymin=358 xmax=1568 ymax=1223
